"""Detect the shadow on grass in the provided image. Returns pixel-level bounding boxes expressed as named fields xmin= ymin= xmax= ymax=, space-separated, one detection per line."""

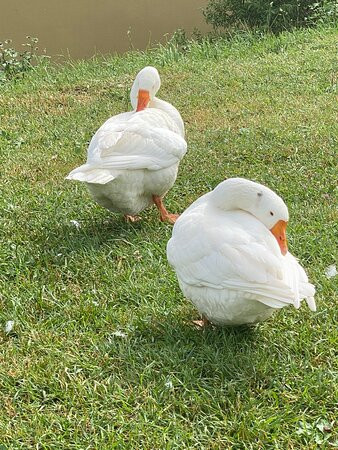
xmin=132 ymin=316 xmax=260 ymax=355
xmin=36 ymin=212 xmax=161 ymax=258
xmin=102 ymin=314 xmax=268 ymax=393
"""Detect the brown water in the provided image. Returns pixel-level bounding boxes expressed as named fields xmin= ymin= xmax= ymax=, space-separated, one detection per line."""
xmin=1 ymin=0 xmax=210 ymax=59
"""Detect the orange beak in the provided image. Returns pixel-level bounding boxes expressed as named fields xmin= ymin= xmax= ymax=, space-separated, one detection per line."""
xmin=270 ymin=220 xmax=288 ymax=255
xmin=136 ymin=89 xmax=150 ymax=112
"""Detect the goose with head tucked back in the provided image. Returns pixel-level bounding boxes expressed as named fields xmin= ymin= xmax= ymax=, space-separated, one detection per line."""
xmin=167 ymin=178 xmax=316 ymax=326
xmin=66 ymin=66 xmax=186 ymax=223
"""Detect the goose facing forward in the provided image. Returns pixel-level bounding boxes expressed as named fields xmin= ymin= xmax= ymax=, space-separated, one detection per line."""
xmin=167 ymin=178 xmax=316 ymax=326
xmin=66 ymin=66 xmax=187 ymax=223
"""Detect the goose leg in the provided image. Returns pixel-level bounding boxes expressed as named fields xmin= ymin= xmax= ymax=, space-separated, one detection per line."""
xmin=152 ymin=195 xmax=179 ymax=224
xmin=124 ymin=214 xmax=141 ymax=222
xmin=192 ymin=315 xmax=211 ymax=328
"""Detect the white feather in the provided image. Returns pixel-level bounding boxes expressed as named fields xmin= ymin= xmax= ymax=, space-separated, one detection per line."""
xmin=66 ymin=67 xmax=186 ymax=216
xmin=167 ymin=179 xmax=316 ymax=325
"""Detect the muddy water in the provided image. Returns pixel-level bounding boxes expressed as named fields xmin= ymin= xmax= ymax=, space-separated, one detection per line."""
xmin=1 ymin=0 xmax=210 ymax=59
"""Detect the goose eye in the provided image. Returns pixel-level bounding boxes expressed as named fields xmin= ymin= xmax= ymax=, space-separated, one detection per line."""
xmin=270 ymin=211 xmax=274 ymax=216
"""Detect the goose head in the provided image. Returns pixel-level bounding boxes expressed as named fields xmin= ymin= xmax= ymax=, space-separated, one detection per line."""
xmin=130 ymin=66 xmax=161 ymax=112
xmin=211 ymin=178 xmax=289 ymax=255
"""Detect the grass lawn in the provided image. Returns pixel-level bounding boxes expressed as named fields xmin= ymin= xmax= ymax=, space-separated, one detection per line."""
xmin=0 ymin=25 xmax=337 ymax=448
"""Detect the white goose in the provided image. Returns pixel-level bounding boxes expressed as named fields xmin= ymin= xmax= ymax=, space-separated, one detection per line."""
xmin=66 ymin=66 xmax=187 ymax=223
xmin=167 ymin=178 xmax=316 ymax=326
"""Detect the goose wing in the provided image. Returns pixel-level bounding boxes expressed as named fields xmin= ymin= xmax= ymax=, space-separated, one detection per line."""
xmin=167 ymin=206 xmax=316 ymax=310
xmin=66 ymin=109 xmax=187 ymax=184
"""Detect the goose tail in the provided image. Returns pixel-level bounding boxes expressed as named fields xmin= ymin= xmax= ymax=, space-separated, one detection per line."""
xmin=66 ymin=164 xmax=115 ymax=184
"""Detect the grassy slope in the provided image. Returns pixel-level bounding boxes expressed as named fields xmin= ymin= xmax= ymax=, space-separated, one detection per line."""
xmin=0 ymin=26 xmax=337 ymax=448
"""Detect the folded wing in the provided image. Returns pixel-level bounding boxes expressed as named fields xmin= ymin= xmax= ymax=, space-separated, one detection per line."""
xmin=167 ymin=207 xmax=316 ymax=310
xmin=66 ymin=109 xmax=187 ymax=184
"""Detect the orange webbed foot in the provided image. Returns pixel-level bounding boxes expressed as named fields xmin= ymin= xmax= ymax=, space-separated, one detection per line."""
xmin=124 ymin=215 xmax=141 ymax=223
xmin=192 ymin=316 xmax=211 ymax=329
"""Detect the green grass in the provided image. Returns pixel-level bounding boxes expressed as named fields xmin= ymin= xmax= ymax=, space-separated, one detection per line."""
xmin=0 ymin=25 xmax=337 ymax=448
